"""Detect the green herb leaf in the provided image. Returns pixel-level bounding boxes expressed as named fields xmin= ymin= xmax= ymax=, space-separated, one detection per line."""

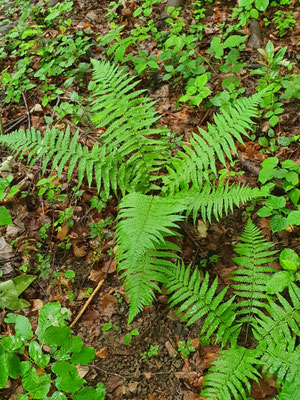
xmin=71 ymin=345 xmax=96 ymax=365
xmin=0 ymin=206 xmax=13 ymax=226
xmin=52 ymin=361 xmax=85 ymax=393
xmin=29 ymin=341 xmax=50 ymax=369
xmin=270 ymin=214 xmax=287 ymax=232
xmin=279 ymin=248 xmax=300 ymax=271
xmin=15 ymin=315 xmax=33 ymax=341
xmin=266 ymin=271 xmax=294 ymax=293
xmin=73 ymin=386 xmax=105 ymax=400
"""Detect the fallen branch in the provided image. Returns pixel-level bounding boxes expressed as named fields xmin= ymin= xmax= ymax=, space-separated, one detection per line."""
xmin=70 ymin=279 xmax=104 ymax=328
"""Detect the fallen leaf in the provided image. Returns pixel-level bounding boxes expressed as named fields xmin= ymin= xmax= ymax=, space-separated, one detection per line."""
xmin=56 ymin=224 xmax=70 ymax=240
xmin=96 ymin=347 xmax=108 ymax=359
xmin=0 ymin=237 xmax=14 ymax=261
xmin=76 ymin=365 xmax=89 ymax=378
xmin=197 ymin=220 xmax=208 ymax=238
xmin=73 ymin=242 xmax=87 ymax=257
xmin=89 ymin=269 xmax=105 ymax=282
xmin=31 ymin=299 xmax=44 ymax=311
xmin=165 ymin=340 xmax=177 ymax=358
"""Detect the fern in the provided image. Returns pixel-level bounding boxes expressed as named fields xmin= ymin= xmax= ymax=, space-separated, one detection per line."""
xmin=162 ymin=93 xmax=264 ymax=195
xmin=165 ymin=263 xmax=240 ymax=346
xmin=259 ymin=334 xmax=300 ymax=386
xmin=177 ymin=182 xmax=259 ymax=223
xmin=116 ymin=193 xmax=185 ymax=322
xmin=200 ymin=346 xmax=261 ymax=400
xmin=89 ymin=59 xmax=171 ymax=193
xmin=230 ymin=219 xmax=278 ymax=322
xmin=252 ymin=282 xmax=300 ymax=341
xmin=0 ymin=60 xmax=172 ymax=196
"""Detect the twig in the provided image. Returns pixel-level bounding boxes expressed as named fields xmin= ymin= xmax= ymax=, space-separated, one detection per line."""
xmin=69 ymin=279 xmax=104 ymax=328
xmin=0 ymin=110 xmax=3 ymax=135
xmin=22 ymin=92 xmax=31 ymax=130
xmin=3 ymin=115 xmax=27 ymax=133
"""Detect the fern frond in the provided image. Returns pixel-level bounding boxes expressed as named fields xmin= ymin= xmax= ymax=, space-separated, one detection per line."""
xmin=162 ymin=93 xmax=264 ymax=194
xmin=165 ymin=263 xmax=240 ymax=346
xmin=116 ymin=193 xmax=185 ymax=322
xmin=176 ymin=182 xmax=259 ymax=223
xmin=258 ymin=334 xmax=300 ymax=386
xmin=122 ymin=241 xmax=180 ymax=324
xmin=200 ymin=346 xmax=261 ymax=400
xmin=252 ymin=283 xmax=300 ymax=341
xmin=0 ymin=125 xmax=119 ymax=198
xmin=230 ymin=219 xmax=278 ymax=322
xmin=89 ymin=59 xmax=171 ymax=193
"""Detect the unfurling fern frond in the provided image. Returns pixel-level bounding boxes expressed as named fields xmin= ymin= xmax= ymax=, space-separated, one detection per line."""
xmin=258 ymin=334 xmax=300 ymax=386
xmin=162 ymin=93 xmax=264 ymax=194
xmin=252 ymin=282 xmax=300 ymax=341
xmin=116 ymin=193 xmax=185 ymax=323
xmin=200 ymin=346 xmax=261 ymax=400
xmin=230 ymin=219 xmax=278 ymax=322
xmin=89 ymin=59 xmax=171 ymax=193
xmin=165 ymin=263 xmax=240 ymax=346
xmin=176 ymin=182 xmax=259 ymax=223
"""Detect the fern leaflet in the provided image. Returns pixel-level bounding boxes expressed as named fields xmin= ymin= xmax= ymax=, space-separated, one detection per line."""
xmin=252 ymin=282 xmax=300 ymax=341
xmin=165 ymin=263 xmax=240 ymax=346
xmin=230 ymin=219 xmax=278 ymax=322
xmin=200 ymin=346 xmax=261 ymax=400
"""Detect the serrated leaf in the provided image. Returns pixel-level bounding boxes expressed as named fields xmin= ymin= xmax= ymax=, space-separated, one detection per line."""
xmin=15 ymin=315 xmax=33 ymax=341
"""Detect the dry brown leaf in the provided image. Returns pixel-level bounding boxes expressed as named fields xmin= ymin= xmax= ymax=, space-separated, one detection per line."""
xmin=96 ymin=347 xmax=108 ymax=359
xmin=31 ymin=299 xmax=44 ymax=312
xmin=165 ymin=340 xmax=177 ymax=358
xmin=128 ymin=382 xmax=138 ymax=392
xmin=76 ymin=365 xmax=89 ymax=378
xmin=56 ymin=225 xmax=70 ymax=240
xmin=89 ymin=269 xmax=105 ymax=282
xmin=101 ymin=294 xmax=117 ymax=307
xmin=73 ymin=242 xmax=87 ymax=257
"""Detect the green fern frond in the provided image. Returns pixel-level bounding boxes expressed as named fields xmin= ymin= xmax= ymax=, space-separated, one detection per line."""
xmin=252 ymin=283 xmax=300 ymax=341
xmin=200 ymin=346 xmax=261 ymax=400
xmin=162 ymin=93 xmax=264 ymax=194
xmin=259 ymin=335 xmax=300 ymax=386
xmin=0 ymin=125 xmax=119 ymax=198
xmin=176 ymin=182 xmax=259 ymax=223
xmin=89 ymin=59 xmax=171 ymax=193
xmin=116 ymin=193 xmax=185 ymax=322
xmin=230 ymin=219 xmax=278 ymax=322
xmin=122 ymin=241 xmax=181 ymax=324
xmin=165 ymin=263 xmax=240 ymax=346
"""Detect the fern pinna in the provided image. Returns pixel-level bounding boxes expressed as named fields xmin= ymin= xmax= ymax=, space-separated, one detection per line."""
xmin=231 ymin=219 xmax=278 ymax=322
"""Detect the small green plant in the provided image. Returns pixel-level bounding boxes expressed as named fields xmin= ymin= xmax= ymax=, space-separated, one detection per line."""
xmin=257 ymin=157 xmax=300 ymax=232
xmin=266 ymin=248 xmax=300 ymax=294
xmin=0 ymin=302 xmax=106 ymax=399
xmin=272 ymin=10 xmax=296 ymax=37
xmin=177 ymin=340 xmax=195 ymax=359
xmin=124 ymin=328 xmax=139 ymax=345
xmin=0 ymin=274 xmax=36 ymax=310
xmin=141 ymin=344 xmax=159 ymax=360
xmin=178 ymin=73 xmax=211 ymax=106
xmin=0 ymin=175 xmax=18 ymax=225
xmin=36 ymin=175 xmax=66 ymax=203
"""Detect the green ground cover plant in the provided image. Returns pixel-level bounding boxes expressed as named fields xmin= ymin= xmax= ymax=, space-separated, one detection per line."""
xmin=0 ymin=302 xmax=106 ymax=399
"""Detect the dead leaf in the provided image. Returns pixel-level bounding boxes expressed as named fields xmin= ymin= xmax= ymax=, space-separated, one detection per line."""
xmin=0 ymin=237 xmax=14 ymax=261
xmin=128 ymin=382 xmax=138 ymax=392
xmin=76 ymin=365 xmax=89 ymax=378
xmin=56 ymin=225 xmax=70 ymax=240
xmin=165 ymin=340 xmax=177 ymax=358
xmin=31 ymin=299 xmax=44 ymax=312
xmin=73 ymin=242 xmax=87 ymax=257
xmin=96 ymin=347 xmax=108 ymax=359
xmin=101 ymin=294 xmax=117 ymax=306
xmin=89 ymin=269 xmax=105 ymax=282
xmin=197 ymin=220 xmax=208 ymax=238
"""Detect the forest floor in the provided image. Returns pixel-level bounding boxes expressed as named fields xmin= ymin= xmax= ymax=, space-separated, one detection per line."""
xmin=0 ymin=0 xmax=299 ymax=399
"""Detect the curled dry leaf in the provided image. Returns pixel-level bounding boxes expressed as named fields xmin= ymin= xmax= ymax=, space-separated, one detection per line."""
xmin=96 ymin=346 xmax=108 ymax=359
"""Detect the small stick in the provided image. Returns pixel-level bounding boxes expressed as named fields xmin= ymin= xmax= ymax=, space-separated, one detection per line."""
xmin=69 ymin=279 xmax=104 ymax=328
